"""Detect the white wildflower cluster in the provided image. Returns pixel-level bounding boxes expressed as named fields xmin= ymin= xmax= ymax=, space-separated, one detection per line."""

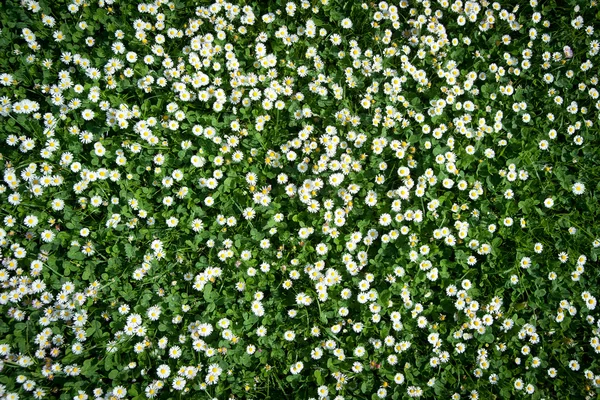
xmin=0 ymin=0 xmax=599 ymax=398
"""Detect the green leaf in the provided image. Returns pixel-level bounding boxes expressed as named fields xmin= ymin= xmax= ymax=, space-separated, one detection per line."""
xmin=128 ymin=385 xmax=139 ymax=396
xmin=104 ymin=355 xmax=114 ymax=371
xmin=204 ymin=282 xmax=213 ymax=302
xmin=361 ymin=382 xmax=368 ymax=393
xmin=82 ymin=359 xmax=98 ymax=378
xmin=82 ymin=266 xmax=91 ymax=281
xmin=314 ymin=370 xmax=324 ymax=385
xmin=67 ymin=247 xmax=85 ymax=261
xmin=481 ymin=333 xmax=494 ymax=343
xmin=125 ymin=243 xmax=137 ymax=259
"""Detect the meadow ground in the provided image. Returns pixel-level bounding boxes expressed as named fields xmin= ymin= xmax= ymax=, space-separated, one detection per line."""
xmin=1 ymin=0 xmax=600 ymax=399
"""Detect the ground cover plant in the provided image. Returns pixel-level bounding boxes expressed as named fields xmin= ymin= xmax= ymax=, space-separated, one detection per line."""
xmin=0 ymin=0 xmax=600 ymax=398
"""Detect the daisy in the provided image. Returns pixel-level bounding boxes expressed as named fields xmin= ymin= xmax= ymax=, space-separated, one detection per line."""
xmin=572 ymin=182 xmax=585 ymax=195
xmin=40 ymin=230 xmax=55 ymax=243
xmin=315 ymin=243 xmax=328 ymax=255
xmin=166 ymin=217 xmax=179 ymax=227
xmin=172 ymin=377 xmax=186 ymax=390
xmin=514 ymin=379 xmax=524 ymax=390
xmin=8 ymin=193 xmax=21 ymax=205
xmin=558 ymin=252 xmax=569 ymax=263
xmin=81 ymin=109 xmax=95 ymax=120
xmin=169 ymin=346 xmax=182 ymax=359
xmin=341 ymin=18 xmax=353 ymax=29
xmin=569 ymin=360 xmax=580 ymax=371
xmin=24 ymin=215 xmax=39 ymax=228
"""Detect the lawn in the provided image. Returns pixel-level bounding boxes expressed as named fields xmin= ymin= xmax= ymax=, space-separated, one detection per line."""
xmin=0 ymin=0 xmax=600 ymax=399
